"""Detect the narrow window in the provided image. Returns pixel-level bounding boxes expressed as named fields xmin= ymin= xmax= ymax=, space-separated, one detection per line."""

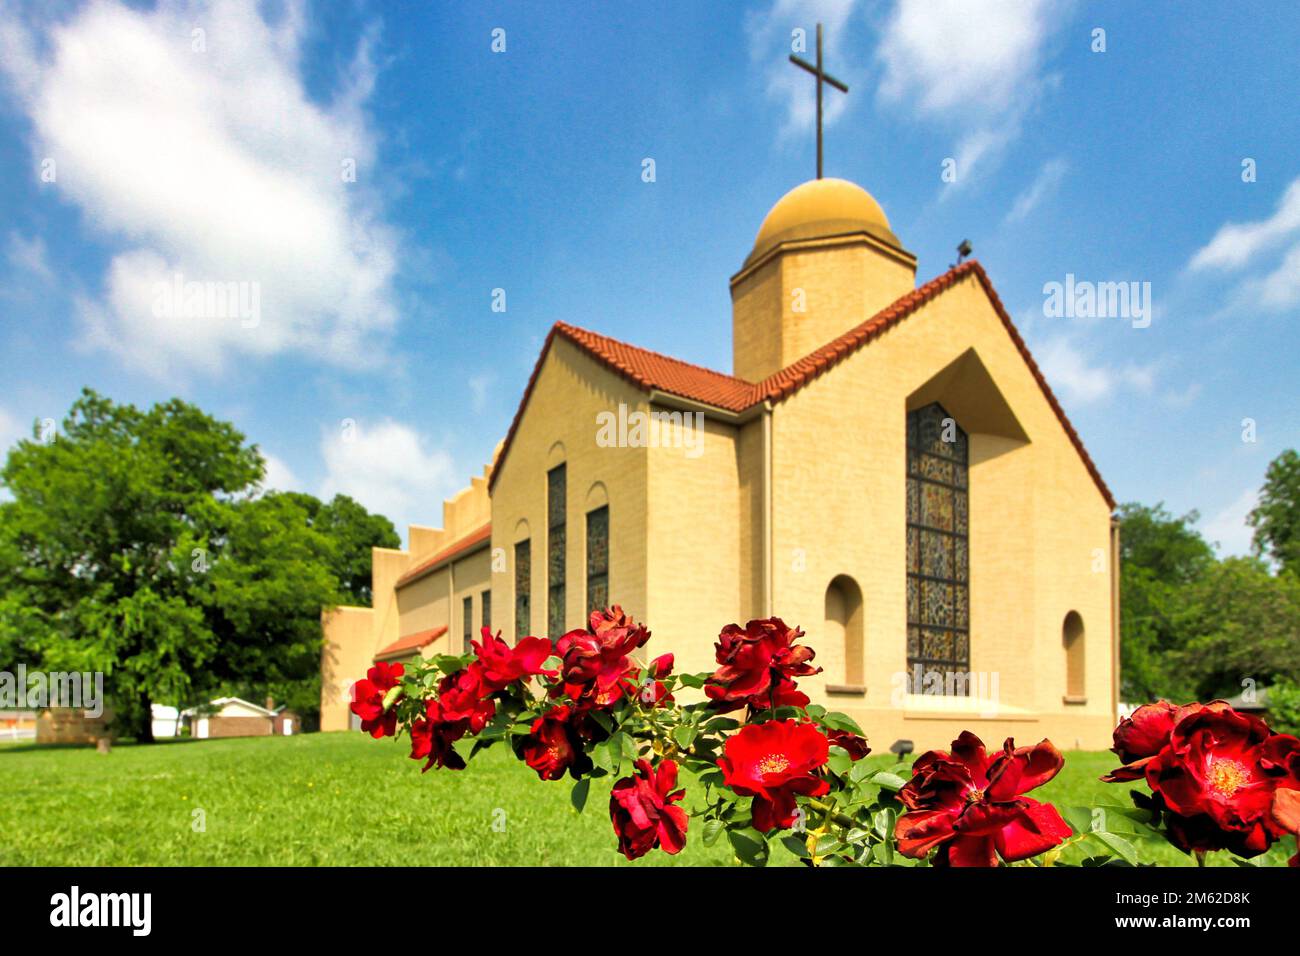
xmin=1064 ymin=611 xmax=1085 ymax=699
xmin=906 ymin=402 xmax=970 ymax=694
xmin=586 ymin=505 xmax=609 ymax=614
xmin=547 ymin=464 xmax=566 ymax=639
xmin=462 ymin=595 xmax=473 ymax=653
xmin=514 ymin=539 xmax=530 ymax=641
xmin=481 ymin=589 xmax=492 ymax=634
xmin=825 ymin=575 xmax=864 ymax=688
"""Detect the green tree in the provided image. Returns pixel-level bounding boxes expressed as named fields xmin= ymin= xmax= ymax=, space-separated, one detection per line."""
xmin=278 ymin=492 xmax=399 ymax=605
xmin=1248 ymin=449 xmax=1300 ymax=574
xmin=1174 ymin=556 xmax=1300 ymax=700
xmin=1116 ymin=502 xmax=1216 ymax=702
xmin=0 ymin=390 xmax=260 ymax=740
xmin=0 ymin=390 xmax=399 ymax=739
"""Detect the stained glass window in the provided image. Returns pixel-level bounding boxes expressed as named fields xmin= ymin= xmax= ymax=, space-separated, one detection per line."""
xmin=547 ymin=464 xmax=566 ymax=640
xmin=586 ymin=506 xmax=609 ymax=615
xmin=906 ymin=402 xmax=970 ymax=692
xmin=514 ymin=539 xmax=530 ymax=642
xmin=462 ymin=595 xmax=473 ymax=653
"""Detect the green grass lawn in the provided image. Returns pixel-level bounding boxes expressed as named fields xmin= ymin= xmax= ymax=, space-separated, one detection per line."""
xmin=0 ymin=733 xmax=1291 ymax=866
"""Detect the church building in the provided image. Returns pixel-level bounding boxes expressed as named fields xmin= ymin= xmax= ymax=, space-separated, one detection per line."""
xmin=321 ymin=176 xmax=1119 ymax=751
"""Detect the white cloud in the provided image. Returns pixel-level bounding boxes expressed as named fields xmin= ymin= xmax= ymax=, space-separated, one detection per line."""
xmin=5 ymin=232 xmax=53 ymax=284
xmin=259 ymin=452 xmax=300 ymax=493
xmin=319 ymin=419 xmax=456 ymax=539
xmin=1188 ymin=178 xmax=1300 ymax=271
xmin=1005 ymin=157 xmax=1067 ymax=222
xmin=876 ymin=0 xmax=1065 ymax=184
xmin=1244 ymin=241 xmax=1300 ymax=310
xmin=1202 ymin=486 xmax=1258 ymax=558
xmin=0 ymin=0 xmax=398 ymax=381
xmin=746 ymin=0 xmax=859 ymax=143
xmin=1035 ymin=337 xmax=1155 ymax=405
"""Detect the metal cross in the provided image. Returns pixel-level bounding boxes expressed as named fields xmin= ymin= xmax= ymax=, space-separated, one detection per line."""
xmin=789 ymin=23 xmax=849 ymax=180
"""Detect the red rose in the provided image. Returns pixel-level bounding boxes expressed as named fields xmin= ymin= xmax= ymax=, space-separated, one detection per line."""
xmin=350 ymin=661 xmax=405 ymax=738
xmin=717 ymin=719 xmax=830 ymax=831
xmin=609 ymin=758 xmax=688 ymax=860
xmin=1102 ymin=700 xmax=1226 ymax=782
xmin=471 ymin=629 xmax=557 ymax=692
xmin=704 ymin=618 xmax=821 ymax=714
xmin=556 ymin=606 xmax=650 ymax=699
xmin=409 ymin=698 xmax=469 ymax=771
xmin=436 ymin=667 xmax=496 ymax=734
xmin=826 ymin=728 xmax=872 ymax=761
xmin=1143 ymin=705 xmax=1300 ymax=857
xmin=521 ymin=705 xmax=584 ymax=781
xmin=895 ymin=732 xmax=1071 ymax=867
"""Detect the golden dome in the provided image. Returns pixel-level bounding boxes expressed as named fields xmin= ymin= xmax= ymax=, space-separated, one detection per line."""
xmin=747 ymin=177 xmax=902 ymax=266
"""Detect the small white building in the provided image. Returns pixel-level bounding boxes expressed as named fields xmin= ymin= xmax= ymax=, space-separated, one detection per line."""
xmin=188 ymin=697 xmax=300 ymax=738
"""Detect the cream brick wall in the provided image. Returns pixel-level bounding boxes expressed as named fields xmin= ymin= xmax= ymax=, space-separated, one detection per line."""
xmin=645 ymin=413 xmax=746 ymax=677
xmin=767 ymin=272 xmax=1115 ymax=751
xmin=731 ymin=237 xmax=916 ymax=381
xmin=489 ymin=339 xmax=650 ymax=641
xmin=320 ymin=606 xmax=374 ymax=732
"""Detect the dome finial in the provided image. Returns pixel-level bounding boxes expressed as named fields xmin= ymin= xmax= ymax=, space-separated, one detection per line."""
xmin=788 ymin=22 xmax=848 ymax=180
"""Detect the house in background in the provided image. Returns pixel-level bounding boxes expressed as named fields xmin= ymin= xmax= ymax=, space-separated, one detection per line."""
xmin=188 ymin=697 xmax=300 ymax=739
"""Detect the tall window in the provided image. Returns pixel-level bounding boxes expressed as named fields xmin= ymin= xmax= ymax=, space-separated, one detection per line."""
xmin=547 ymin=464 xmax=567 ymax=639
xmin=481 ymin=589 xmax=492 ymax=634
xmin=586 ymin=506 xmax=609 ymax=614
xmin=514 ymin=539 xmax=530 ymax=641
xmin=462 ymin=595 xmax=473 ymax=653
xmin=1064 ymin=611 xmax=1085 ymax=699
xmin=906 ymin=402 xmax=970 ymax=692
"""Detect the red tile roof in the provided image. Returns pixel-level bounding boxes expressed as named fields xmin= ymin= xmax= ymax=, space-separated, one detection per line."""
xmin=395 ymin=522 xmax=492 ymax=588
xmin=374 ymin=626 xmax=447 ymax=662
xmin=488 ymin=261 xmax=1113 ymax=508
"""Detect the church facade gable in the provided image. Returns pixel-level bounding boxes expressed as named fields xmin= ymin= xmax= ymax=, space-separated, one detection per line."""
xmin=489 ymin=337 xmax=652 ymax=643
xmin=763 ymin=269 xmax=1116 ymax=749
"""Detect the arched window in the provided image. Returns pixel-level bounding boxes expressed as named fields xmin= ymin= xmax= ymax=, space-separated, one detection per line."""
xmin=906 ymin=402 xmax=970 ymax=693
xmin=1063 ymin=611 xmax=1085 ymax=700
xmin=825 ymin=575 xmax=864 ymax=689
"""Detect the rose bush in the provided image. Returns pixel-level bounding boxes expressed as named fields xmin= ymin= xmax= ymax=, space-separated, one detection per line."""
xmin=352 ymin=606 xmax=1300 ymax=867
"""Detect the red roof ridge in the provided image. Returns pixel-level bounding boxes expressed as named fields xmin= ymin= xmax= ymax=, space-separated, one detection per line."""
xmin=489 ymin=261 xmax=1113 ymax=508
xmin=395 ymin=521 xmax=492 ymax=587
xmin=374 ymin=626 xmax=448 ymax=662
xmin=554 ymin=322 xmax=750 ymax=386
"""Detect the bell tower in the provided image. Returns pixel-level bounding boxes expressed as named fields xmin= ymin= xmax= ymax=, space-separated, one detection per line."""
xmin=729 ymin=177 xmax=917 ymax=383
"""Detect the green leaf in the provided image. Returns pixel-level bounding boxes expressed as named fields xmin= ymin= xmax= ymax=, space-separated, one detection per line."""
xmin=818 ymin=711 xmax=865 ymax=735
xmin=570 ymin=777 xmax=591 ymax=814
xmin=1088 ymin=830 xmax=1138 ymax=865
xmin=727 ymin=827 xmax=770 ymax=867
xmin=849 ymin=758 xmax=875 ymax=784
xmin=589 ymin=709 xmax=614 ymax=734
xmin=780 ymin=833 xmax=810 ymax=858
xmin=673 ymin=724 xmax=698 ymax=750
xmin=870 ymin=771 xmax=907 ymax=792
xmin=826 ymin=746 xmax=852 ymax=777
xmin=701 ymin=818 xmax=725 ymax=847
xmin=677 ymin=673 xmax=708 ymax=689
xmin=703 ymin=716 xmax=740 ymax=733
xmin=1063 ymin=805 xmax=1096 ymax=836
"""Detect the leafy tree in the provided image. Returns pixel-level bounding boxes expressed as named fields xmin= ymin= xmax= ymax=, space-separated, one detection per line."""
xmin=1174 ymin=556 xmax=1300 ymax=700
xmin=1115 ymin=502 xmax=1215 ymax=702
xmin=1267 ymin=678 xmax=1300 ymax=736
xmin=278 ymin=492 xmax=399 ymax=605
xmin=0 ymin=389 xmax=399 ymax=739
xmin=1249 ymin=449 xmax=1300 ymax=574
xmin=0 ymin=390 xmax=260 ymax=740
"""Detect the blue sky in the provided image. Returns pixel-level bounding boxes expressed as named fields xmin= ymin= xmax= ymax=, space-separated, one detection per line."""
xmin=1 ymin=0 xmax=1298 ymax=553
